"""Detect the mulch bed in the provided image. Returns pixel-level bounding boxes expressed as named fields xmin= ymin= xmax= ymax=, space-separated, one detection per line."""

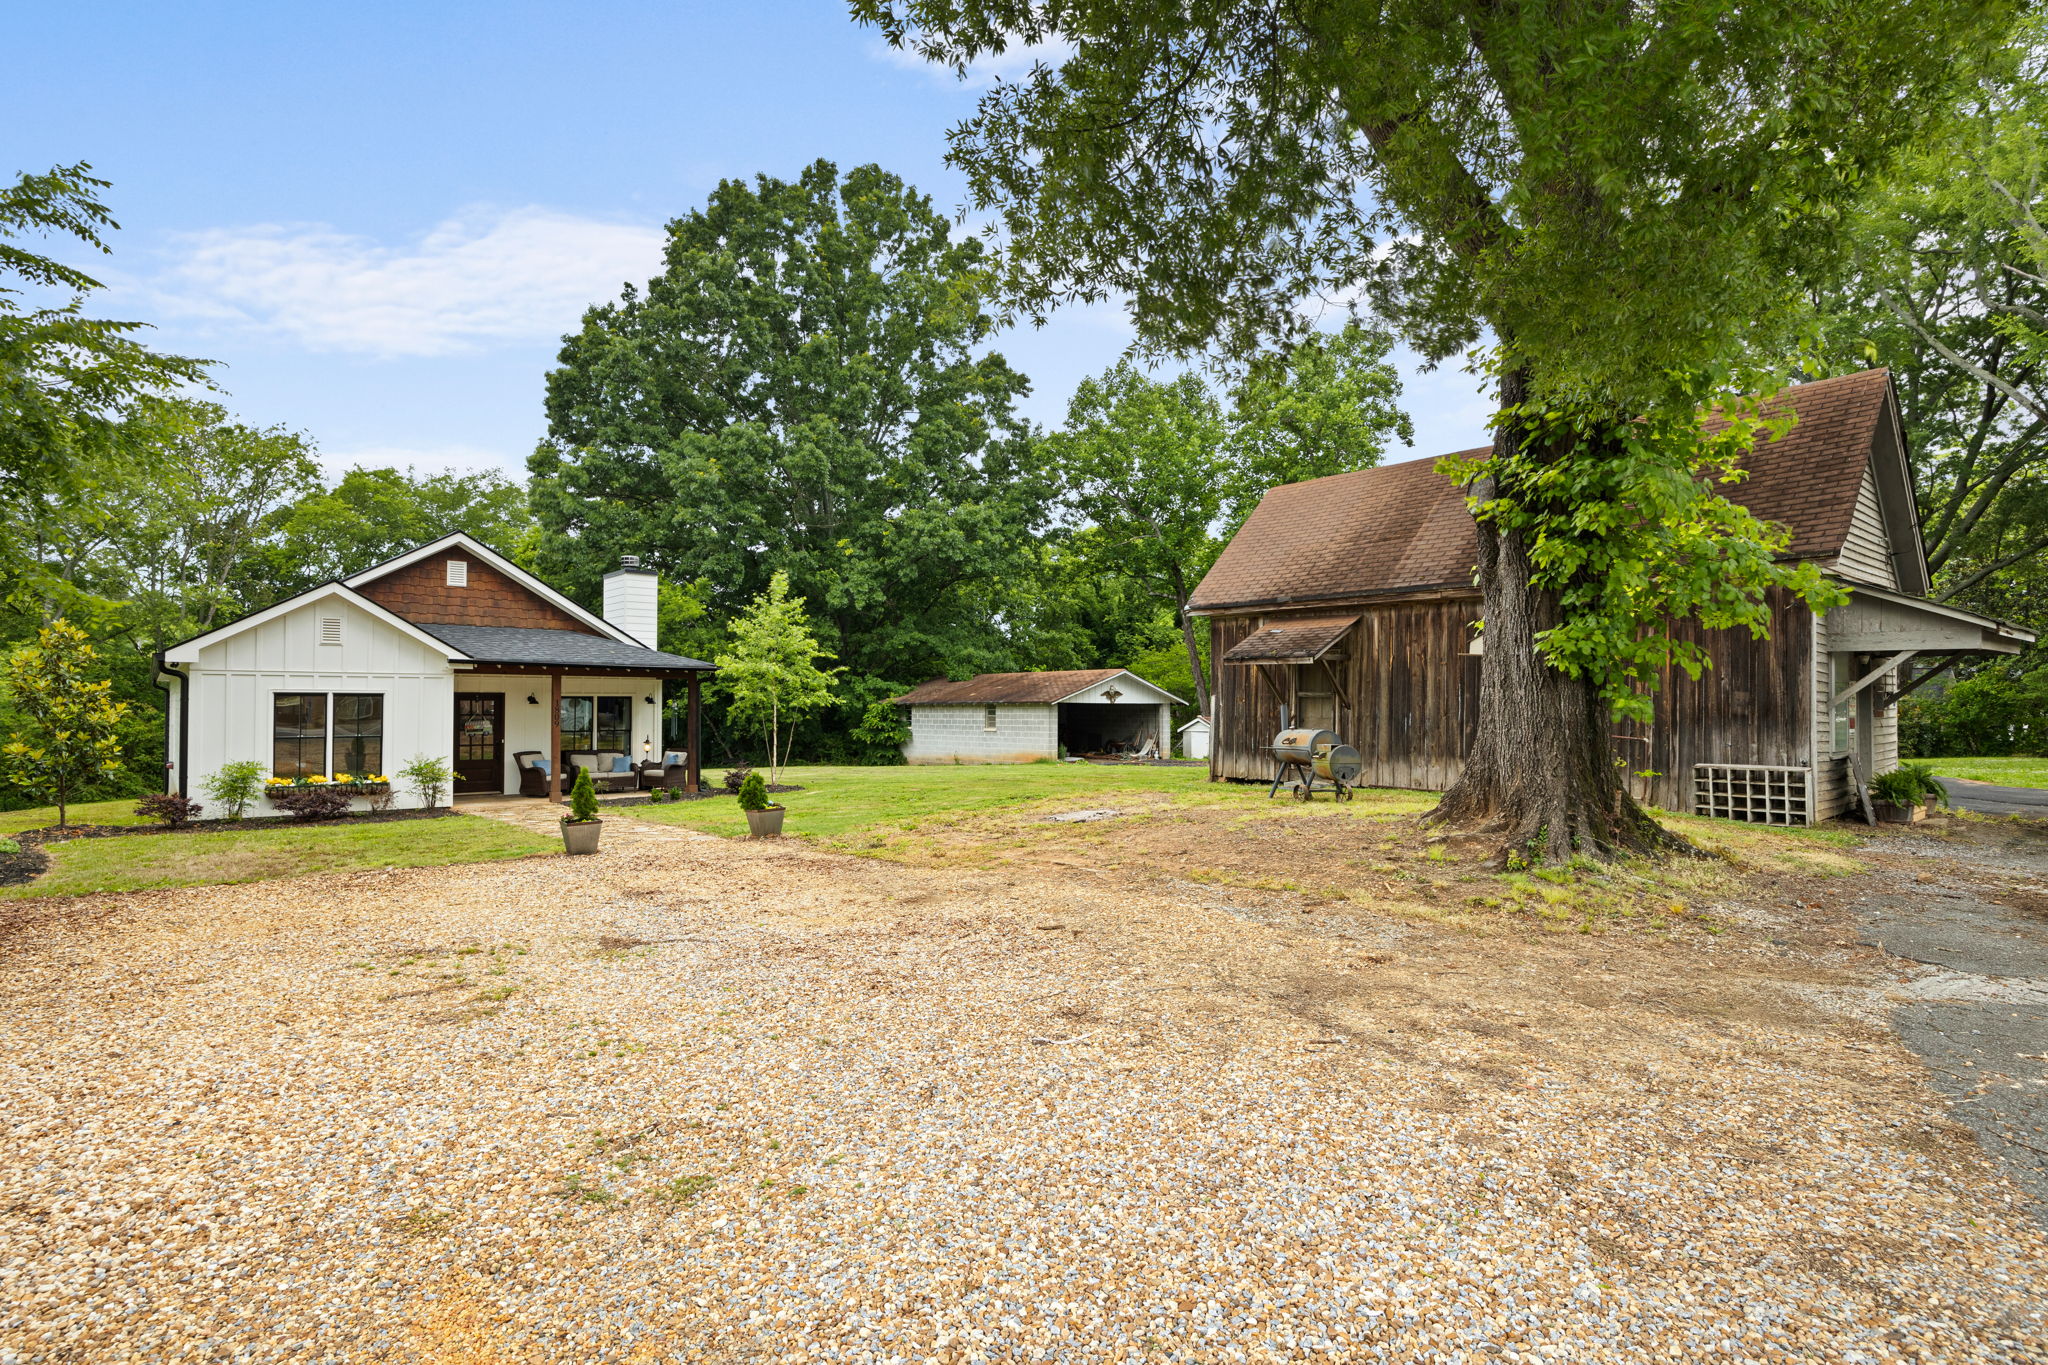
xmin=9 ymin=807 xmax=463 ymax=849
xmin=0 ymin=843 xmax=50 ymax=887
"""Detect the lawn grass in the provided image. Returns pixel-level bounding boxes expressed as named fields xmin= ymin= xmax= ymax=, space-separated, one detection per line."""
xmin=0 ymin=814 xmax=558 ymax=899
xmin=0 ymin=798 xmax=154 ymax=835
xmin=625 ymin=762 xmax=1227 ymax=840
xmin=1914 ymin=756 xmax=2048 ymax=789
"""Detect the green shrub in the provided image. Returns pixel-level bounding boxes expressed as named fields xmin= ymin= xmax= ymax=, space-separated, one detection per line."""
xmin=400 ymin=754 xmax=454 ymax=810
xmin=737 ymin=771 xmax=771 ymax=812
xmin=200 ymin=760 xmax=265 ymax=820
xmin=1871 ymin=764 xmax=1947 ymax=806
xmin=566 ymin=767 xmax=601 ymax=823
xmin=0 ymin=837 xmax=20 ymax=856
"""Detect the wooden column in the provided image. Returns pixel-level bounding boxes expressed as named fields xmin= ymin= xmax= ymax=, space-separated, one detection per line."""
xmin=548 ymin=669 xmax=564 ymax=802
xmin=686 ymin=672 xmax=702 ymax=794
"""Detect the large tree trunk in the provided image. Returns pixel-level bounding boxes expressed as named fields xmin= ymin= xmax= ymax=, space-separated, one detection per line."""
xmin=1428 ymin=372 xmax=1688 ymax=864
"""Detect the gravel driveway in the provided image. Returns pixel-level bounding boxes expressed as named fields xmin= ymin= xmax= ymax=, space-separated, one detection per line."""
xmin=2 ymin=818 xmax=2044 ymax=1363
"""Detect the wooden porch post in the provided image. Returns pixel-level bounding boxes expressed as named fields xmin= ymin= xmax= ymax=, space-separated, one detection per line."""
xmin=548 ymin=669 xmax=564 ymax=803
xmin=686 ymin=672 xmax=702 ymax=794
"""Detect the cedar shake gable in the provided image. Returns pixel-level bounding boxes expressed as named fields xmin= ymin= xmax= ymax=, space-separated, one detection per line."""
xmin=1190 ymin=369 xmax=1904 ymax=613
xmin=353 ymin=552 xmax=598 ymax=634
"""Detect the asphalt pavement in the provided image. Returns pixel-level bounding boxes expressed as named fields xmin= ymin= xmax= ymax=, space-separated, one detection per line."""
xmin=1945 ymin=777 xmax=2048 ymax=819
xmin=1855 ymin=830 xmax=2048 ymax=1215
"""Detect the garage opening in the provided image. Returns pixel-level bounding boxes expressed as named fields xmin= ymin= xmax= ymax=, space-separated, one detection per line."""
xmin=1058 ymin=703 xmax=1161 ymax=758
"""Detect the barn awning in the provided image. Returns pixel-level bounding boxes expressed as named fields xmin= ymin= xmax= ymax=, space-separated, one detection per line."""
xmin=1221 ymin=616 xmax=1360 ymax=666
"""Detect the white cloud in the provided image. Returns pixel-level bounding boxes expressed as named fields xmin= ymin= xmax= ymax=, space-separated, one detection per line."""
xmin=318 ymin=442 xmax=527 ymax=481
xmin=146 ymin=207 xmax=666 ymax=359
xmin=869 ymin=34 xmax=1071 ymax=88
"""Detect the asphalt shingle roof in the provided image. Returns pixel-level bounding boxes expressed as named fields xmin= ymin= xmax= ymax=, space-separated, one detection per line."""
xmin=416 ymin=623 xmax=714 ymax=671
xmin=1190 ymin=369 xmax=1895 ymax=612
xmin=1220 ymin=616 xmax=1363 ymax=664
xmin=890 ymin=670 xmax=1163 ymax=706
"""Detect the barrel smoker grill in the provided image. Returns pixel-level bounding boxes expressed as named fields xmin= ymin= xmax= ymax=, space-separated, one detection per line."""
xmin=1268 ymin=727 xmax=1363 ymax=802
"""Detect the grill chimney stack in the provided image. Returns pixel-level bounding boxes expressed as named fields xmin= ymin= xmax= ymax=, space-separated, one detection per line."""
xmin=602 ymin=555 xmax=659 ymax=648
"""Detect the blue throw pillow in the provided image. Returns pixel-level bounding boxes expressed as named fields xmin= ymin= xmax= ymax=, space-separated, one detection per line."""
xmin=664 ymin=752 xmax=684 ymax=767
xmin=533 ymin=758 xmax=550 ymax=774
xmin=612 ymin=755 xmax=632 ymax=773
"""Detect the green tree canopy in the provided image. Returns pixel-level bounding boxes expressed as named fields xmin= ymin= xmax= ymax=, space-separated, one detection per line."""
xmin=861 ymin=0 xmax=2015 ymax=861
xmin=532 ymin=160 xmax=1053 ymax=704
xmin=715 ymin=571 xmax=843 ymax=783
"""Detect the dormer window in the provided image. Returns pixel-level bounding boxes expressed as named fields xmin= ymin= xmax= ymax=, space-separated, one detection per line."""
xmin=446 ymin=559 xmax=468 ymax=587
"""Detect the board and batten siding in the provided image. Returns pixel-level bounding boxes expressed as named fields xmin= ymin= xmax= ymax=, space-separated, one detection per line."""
xmin=182 ymin=597 xmax=456 ymax=809
xmin=905 ymin=704 xmax=1059 ymax=763
xmin=1209 ymin=598 xmax=1480 ymax=788
xmin=1211 ymin=588 xmax=1818 ymax=817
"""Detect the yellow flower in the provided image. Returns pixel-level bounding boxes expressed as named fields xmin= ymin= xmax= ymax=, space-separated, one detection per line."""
xmin=308 ymin=775 xmax=328 ymax=784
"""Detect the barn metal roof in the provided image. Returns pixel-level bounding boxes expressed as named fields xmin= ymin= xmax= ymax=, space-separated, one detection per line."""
xmin=889 ymin=669 xmax=1185 ymax=707
xmin=417 ymin=623 xmax=714 ymax=671
xmin=1220 ymin=616 xmax=1361 ymax=665
xmin=1190 ymin=369 xmax=1900 ymax=612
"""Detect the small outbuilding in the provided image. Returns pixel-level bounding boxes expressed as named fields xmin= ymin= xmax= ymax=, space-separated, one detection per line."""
xmin=890 ymin=669 xmax=1185 ymax=764
xmin=1178 ymin=714 xmax=1212 ymax=761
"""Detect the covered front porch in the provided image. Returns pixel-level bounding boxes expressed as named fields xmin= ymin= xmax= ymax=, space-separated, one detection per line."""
xmin=436 ymin=625 xmax=716 ymax=802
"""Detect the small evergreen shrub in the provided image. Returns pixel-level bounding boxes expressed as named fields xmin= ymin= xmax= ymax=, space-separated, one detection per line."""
xmin=134 ymin=793 xmax=204 ymax=828
xmin=737 ymin=771 xmax=771 ymax=812
xmin=565 ymin=767 xmax=601 ymax=823
xmin=273 ymin=786 xmax=350 ymax=821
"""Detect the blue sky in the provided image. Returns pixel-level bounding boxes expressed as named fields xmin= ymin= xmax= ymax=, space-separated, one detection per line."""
xmin=5 ymin=1 xmax=1493 ymax=481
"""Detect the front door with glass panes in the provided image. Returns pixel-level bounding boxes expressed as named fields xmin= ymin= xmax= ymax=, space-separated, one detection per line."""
xmin=453 ymin=693 xmax=505 ymax=794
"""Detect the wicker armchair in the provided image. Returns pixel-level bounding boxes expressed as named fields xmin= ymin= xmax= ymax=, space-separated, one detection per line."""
xmin=513 ymin=751 xmax=551 ymax=798
xmin=638 ymin=751 xmax=690 ymax=790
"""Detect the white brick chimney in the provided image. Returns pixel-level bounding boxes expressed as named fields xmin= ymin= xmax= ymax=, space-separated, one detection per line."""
xmin=602 ymin=554 xmax=659 ymax=648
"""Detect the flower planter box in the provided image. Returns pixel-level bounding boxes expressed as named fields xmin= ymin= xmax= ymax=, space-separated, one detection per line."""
xmin=264 ymin=783 xmax=392 ymax=799
xmin=1873 ymin=799 xmax=1924 ymax=824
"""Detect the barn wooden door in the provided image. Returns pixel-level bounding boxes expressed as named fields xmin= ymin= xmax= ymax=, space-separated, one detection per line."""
xmin=453 ymin=693 xmax=505 ymax=794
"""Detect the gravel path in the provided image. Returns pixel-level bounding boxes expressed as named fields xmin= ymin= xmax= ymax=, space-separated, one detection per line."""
xmin=2 ymin=822 xmax=2044 ymax=1363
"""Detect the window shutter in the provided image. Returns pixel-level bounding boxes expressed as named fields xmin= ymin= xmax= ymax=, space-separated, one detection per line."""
xmin=320 ymin=617 xmax=343 ymax=646
xmin=446 ymin=559 xmax=469 ymax=586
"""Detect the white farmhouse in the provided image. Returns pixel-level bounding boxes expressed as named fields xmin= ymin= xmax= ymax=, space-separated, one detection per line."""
xmin=890 ymin=669 xmax=1185 ymax=764
xmin=157 ymin=533 xmax=715 ymax=809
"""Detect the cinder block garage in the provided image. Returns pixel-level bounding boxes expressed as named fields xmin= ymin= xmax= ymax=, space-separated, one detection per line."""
xmin=890 ymin=669 xmax=1185 ymax=764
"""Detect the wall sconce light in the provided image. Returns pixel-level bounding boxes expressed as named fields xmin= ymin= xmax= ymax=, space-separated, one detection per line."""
xmin=527 ymin=694 xmax=539 ymax=705
xmin=644 ymin=695 xmax=655 ymax=705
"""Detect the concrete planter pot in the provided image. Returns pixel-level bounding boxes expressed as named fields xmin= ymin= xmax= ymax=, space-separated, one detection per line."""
xmin=1921 ymin=793 xmax=1943 ymax=813
xmin=1873 ymin=800 xmax=1924 ymax=825
xmin=744 ymin=807 xmax=786 ymax=838
xmin=560 ymin=817 xmax=603 ymax=855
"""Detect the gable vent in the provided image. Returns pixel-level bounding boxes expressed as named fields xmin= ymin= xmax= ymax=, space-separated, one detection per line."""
xmin=319 ymin=616 xmax=343 ymax=646
xmin=446 ymin=559 xmax=469 ymax=587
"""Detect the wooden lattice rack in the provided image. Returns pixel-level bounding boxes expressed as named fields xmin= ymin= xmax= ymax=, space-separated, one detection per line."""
xmin=1691 ymin=763 xmax=1813 ymax=826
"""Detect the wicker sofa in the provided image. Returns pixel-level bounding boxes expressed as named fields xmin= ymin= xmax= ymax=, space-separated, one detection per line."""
xmin=564 ymin=751 xmax=639 ymax=793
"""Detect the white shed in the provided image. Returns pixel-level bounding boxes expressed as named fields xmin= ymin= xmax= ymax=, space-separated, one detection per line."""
xmin=890 ymin=669 xmax=1186 ymax=764
xmin=1178 ymin=714 xmax=1212 ymax=761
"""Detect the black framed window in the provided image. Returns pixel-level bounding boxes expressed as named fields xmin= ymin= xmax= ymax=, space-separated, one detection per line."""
xmin=334 ymin=694 xmax=385 ymax=776
xmin=559 ymin=695 xmax=633 ymax=752
xmin=559 ymin=696 xmax=595 ymax=751
xmin=596 ymin=696 xmax=632 ymax=751
xmin=273 ymin=694 xmax=328 ymax=778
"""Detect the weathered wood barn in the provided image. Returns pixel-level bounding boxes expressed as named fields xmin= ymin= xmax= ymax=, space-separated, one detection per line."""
xmin=1189 ymin=369 xmax=2036 ymax=824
